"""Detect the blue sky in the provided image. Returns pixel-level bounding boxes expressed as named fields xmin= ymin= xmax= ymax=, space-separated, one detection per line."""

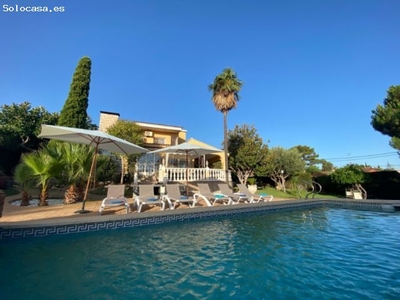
xmin=1 ymin=0 xmax=399 ymax=168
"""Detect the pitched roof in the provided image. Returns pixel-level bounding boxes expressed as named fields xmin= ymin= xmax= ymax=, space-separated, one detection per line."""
xmin=130 ymin=120 xmax=186 ymax=131
xmin=187 ymin=138 xmax=222 ymax=152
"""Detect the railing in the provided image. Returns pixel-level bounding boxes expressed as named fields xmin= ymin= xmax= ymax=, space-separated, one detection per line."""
xmin=161 ymin=167 xmax=229 ymax=182
xmin=142 ymin=142 xmax=172 ymax=149
xmin=345 ymin=184 xmax=367 ymax=199
xmin=295 ymin=180 xmax=322 ymax=199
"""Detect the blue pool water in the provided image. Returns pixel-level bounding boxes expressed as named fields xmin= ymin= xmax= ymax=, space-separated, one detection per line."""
xmin=1 ymin=207 xmax=399 ymax=299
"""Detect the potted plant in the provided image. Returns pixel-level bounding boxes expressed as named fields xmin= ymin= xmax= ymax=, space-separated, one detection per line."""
xmin=247 ymin=177 xmax=257 ymax=194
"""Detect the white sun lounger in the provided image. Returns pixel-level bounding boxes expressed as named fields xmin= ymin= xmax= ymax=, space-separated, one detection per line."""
xmin=135 ymin=184 xmax=166 ymax=213
xmin=237 ymin=184 xmax=273 ymax=203
xmin=194 ymin=183 xmax=233 ymax=206
xmin=99 ymin=185 xmax=130 ymax=215
xmin=218 ymin=183 xmax=250 ymax=204
xmin=163 ymin=184 xmax=197 ymax=209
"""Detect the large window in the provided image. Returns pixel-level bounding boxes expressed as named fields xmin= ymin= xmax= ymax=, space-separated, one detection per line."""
xmin=137 ymin=153 xmax=162 ymax=175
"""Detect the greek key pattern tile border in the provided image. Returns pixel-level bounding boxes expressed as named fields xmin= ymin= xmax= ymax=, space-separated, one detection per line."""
xmin=0 ymin=200 xmax=388 ymax=239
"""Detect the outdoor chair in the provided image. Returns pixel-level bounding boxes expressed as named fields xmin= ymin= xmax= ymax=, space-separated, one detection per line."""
xmin=99 ymin=185 xmax=130 ymax=215
xmin=237 ymin=184 xmax=273 ymax=203
xmin=135 ymin=184 xmax=166 ymax=213
xmin=163 ymin=184 xmax=197 ymax=209
xmin=194 ymin=183 xmax=233 ymax=206
xmin=218 ymin=183 xmax=250 ymax=204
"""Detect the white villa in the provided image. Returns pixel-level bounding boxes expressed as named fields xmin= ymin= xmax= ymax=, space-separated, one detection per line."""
xmin=98 ymin=111 xmax=230 ymax=184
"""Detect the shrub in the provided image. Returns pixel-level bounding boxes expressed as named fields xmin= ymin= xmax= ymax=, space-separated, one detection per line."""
xmin=247 ymin=177 xmax=256 ymax=185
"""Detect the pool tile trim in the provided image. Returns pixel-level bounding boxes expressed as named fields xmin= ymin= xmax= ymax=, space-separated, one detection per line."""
xmin=0 ymin=199 xmax=397 ymax=239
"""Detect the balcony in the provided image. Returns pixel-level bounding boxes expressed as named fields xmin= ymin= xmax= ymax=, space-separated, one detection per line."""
xmin=142 ymin=142 xmax=172 ymax=150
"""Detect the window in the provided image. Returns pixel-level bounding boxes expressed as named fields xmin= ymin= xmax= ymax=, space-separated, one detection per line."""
xmin=154 ymin=137 xmax=166 ymax=145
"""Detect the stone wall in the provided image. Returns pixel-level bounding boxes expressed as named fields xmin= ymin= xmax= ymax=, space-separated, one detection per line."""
xmin=99 ymin=111 xmax=120 ymax=132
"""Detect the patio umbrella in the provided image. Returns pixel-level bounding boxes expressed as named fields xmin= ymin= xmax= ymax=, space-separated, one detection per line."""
xmin=149 ymin=142 xmax=222 ymax=196
xmin=38 ymin=124 xmax=148 ymax=213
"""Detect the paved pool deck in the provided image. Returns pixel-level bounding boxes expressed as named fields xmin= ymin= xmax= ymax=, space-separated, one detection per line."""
xmin=1 ymin=191 xmax=399 ymax=239
xmin=0 ymin=191 xmax=292 ymax=227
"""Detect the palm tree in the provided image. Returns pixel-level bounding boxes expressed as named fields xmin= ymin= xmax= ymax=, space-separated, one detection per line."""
xmin=53 ymin=142 xmax=94 ymax=204
xmin=208 ymin=68 xmax=243 ymax=184
xmin=13 ymin=163 xmax=36 ymax=206
xmin=20 ymin=146 xmax=63 ymax=206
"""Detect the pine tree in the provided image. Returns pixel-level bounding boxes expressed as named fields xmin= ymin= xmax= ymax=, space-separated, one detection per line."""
xmin=58 ymin=56 xmax=92 ymax=128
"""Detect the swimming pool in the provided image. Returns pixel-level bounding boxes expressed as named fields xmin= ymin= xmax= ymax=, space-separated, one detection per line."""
xmin=0 ymin=207 xmax=399 ymax=299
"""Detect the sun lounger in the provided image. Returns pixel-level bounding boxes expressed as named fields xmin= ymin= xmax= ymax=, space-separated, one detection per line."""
xmin=163 ymin=184 xmax=197 ymax=209
xmin=135 ymin=184 xmax=166 ymax=213
xmin=218 ymin=183 xmax=250 ymax=204
xmin=237 ymin=184 xmax=273 ymax=203
xmin=99 ymin=185 xmax=130 ymax=215
xmin=194 ymin=183 xmax=233 ymax=206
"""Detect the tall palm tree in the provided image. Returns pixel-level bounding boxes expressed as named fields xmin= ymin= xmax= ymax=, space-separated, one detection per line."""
xmin=208 ymin=68 xmax=243 ymax=184
xmin=13 ymin=163 xmax=36 ymax=206
xmin=20 ymin=146 xmax=63 ymax=206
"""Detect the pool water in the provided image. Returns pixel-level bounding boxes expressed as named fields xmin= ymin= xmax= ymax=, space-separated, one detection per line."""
xmin=0 ymin=208 xmax=399 ymax=299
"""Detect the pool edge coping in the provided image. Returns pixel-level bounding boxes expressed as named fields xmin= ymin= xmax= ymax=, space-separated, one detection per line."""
xmin=1 ymin=198 xmax=399 ymax=239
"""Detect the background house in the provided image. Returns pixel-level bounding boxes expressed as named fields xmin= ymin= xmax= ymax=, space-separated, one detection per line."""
xmin=98 ymin=111 xmax=227 ymax=183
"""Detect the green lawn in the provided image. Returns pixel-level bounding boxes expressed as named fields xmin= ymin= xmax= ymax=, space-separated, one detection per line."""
xmin=257 ymin=186 xmax=342 ymax=199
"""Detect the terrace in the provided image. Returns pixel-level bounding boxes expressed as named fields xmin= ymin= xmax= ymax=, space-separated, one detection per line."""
xmin=1 ymin=188 xmax=399 ymax=239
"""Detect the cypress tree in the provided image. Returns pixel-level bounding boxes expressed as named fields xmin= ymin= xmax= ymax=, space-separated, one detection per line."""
xmin=58 ymin=56 xmax=92 ymax=129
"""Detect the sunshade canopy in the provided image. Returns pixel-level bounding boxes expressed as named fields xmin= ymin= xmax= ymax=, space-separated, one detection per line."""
xmin=38 ymin=124 xmax=149 ymax=155
xmin=38 ymin=124 xmax=148 ymax=213
xmin=149 ymin=141 xmax=221 ymax=156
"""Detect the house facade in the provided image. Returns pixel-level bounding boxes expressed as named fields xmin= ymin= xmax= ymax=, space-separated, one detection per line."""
xmin=99 ymin=111 xmax=187 ymax=149
xmin=99 ymin=111 xmax=228 ymax=183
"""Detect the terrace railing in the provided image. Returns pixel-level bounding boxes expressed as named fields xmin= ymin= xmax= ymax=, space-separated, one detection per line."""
xmin=161 ymin=167 xmax=230 ymax=182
